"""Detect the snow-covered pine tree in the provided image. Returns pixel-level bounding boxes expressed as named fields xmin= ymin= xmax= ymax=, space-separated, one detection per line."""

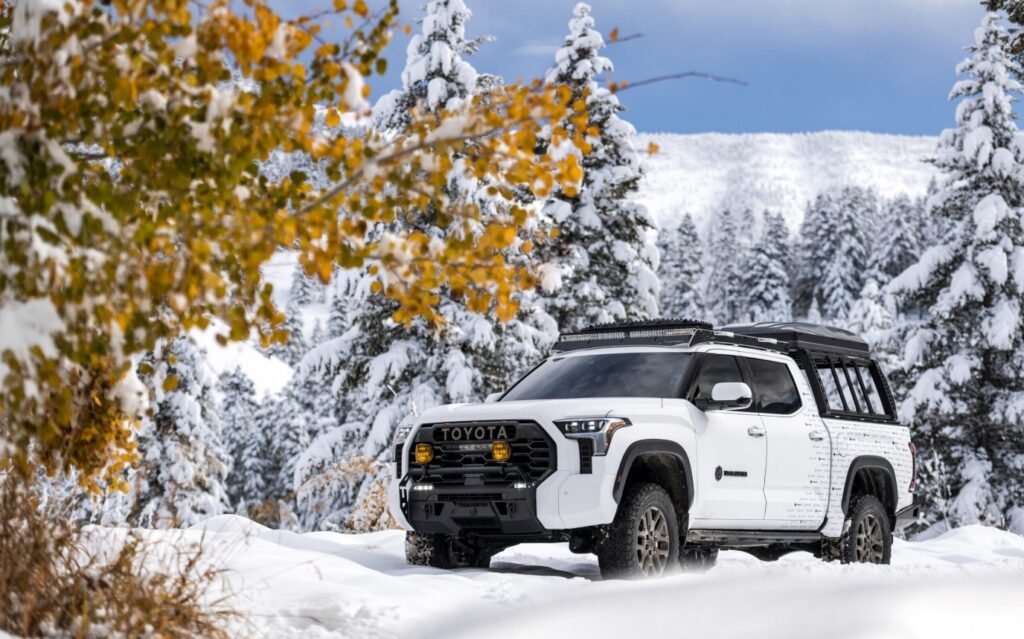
xmin=266 ymin=307 xmax=308 ymax=367
xmin=533 ymin=2 xmax=659 ymax=332
xmin=271 ymin=368 xmax=340 ymax=501
xmin=128 ymin=336 xmax=231 ymax=527
xmin=236 ymin=397 xmax=276 ymax=522
xmin=820 ymin=187 xmax=873 ymax=321
xmin=705 ymin=209 xmax=747 ymax=324
xmin=217 ymin=367 xmax=258 ymax=508
xmin=657 ymin=213 xmax=705 ymax=319
xmin=289 ymin=264 xmax=322 ymax=308
xmin=742 ymin=212 xmax=793 ymax=322
xmin=890 ymin=13 xmax=1024 ymax=535
xmin=846 ymin=279 xmax=898 ymax=369
xmin=793 ymin=193 xmax=836 ymax=318
xmin=868 ymin=194 xmax=925 ymax=284
xmin=298 ymin=0 xmax=554 ymax=530
xmin=373 ymin=0 xmax=491 ymax=133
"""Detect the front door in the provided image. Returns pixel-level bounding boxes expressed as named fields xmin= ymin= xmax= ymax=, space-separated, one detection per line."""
xmin=687 ymin=353 xmax=767 ymax=524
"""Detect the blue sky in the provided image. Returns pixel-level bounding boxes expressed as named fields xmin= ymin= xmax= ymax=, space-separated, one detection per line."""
xmin=283 ymin=0 xmax=989 ymax=135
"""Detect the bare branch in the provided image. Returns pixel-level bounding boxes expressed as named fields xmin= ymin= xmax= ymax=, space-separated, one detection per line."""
xmin=296 ymin=120 xmax=521 ymax=216
xmin=607 ymin=32 xmax=643 ymax=44
xmin=616 ymin=71 xmax=747 ymax=92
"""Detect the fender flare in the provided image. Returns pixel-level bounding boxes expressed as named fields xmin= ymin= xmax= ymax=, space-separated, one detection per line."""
xmin=612 ymin=439 xmax=694 ymax=508
xmin=840 ymin=455 xmax=897 ymax=515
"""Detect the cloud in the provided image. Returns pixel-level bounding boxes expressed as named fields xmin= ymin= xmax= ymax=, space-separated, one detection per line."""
xmin=514 ymin=41 xmax=560 ymax=58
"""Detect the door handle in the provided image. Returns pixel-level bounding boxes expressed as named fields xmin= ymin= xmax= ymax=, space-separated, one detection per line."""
xmin=809 ymin=430 xmax=826 ymax=441
xmin=747 ymin=426 xmax=766 ymax=438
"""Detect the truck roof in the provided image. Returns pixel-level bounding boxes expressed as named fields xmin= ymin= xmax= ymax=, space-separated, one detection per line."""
xmin=554 ymin=319 xmax=870 ymax=358
xmin=722 ymin=322 xmax=870 ymax=357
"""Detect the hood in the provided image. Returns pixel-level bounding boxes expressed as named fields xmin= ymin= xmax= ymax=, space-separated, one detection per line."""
xmin=416 ymin=397 xmax=665 ymax=426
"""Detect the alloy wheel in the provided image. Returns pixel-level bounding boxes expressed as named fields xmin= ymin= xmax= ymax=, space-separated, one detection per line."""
xmin=635 ymin=506 xmax=671 ymax=577
xmin=854 ymin=512 xmax=885 ymax=563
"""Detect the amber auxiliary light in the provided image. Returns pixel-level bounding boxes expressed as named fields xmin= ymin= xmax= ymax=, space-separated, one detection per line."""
xmin=415 ymin=443 xmax=434 ymax=464
xmin=492 ymin=440 xmax=511 ymax=462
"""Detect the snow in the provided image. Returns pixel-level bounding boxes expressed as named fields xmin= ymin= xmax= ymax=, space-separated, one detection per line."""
xmin=0 ymin=298 xmax=64 ymax=395
xmin=104 ymin=517 xmax=1024 ymax=638
xmin=636 ymin=131 xmax=938 ymax=232
xmin=189 ymin=323 xmax=292 ymax=401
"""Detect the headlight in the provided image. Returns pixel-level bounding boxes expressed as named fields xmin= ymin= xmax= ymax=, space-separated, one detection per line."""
xmin=393 ymin=424 xmax=414 ymax=446
xmin=554 ymin=417 xmax=632 ymax=455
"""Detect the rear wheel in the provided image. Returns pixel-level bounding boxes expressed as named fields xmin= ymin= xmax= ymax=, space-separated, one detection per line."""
xmin=821 ymin=494 xmax=892 ymax=565
xmin=597 ymin=483 xmax=679 ymax=579
xmin=405 ymin=532 xmax=491 ymax=569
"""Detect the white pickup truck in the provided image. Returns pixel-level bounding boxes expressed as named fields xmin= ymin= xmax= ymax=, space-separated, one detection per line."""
xmin=388 ymin=320 xmax=922 ymax=579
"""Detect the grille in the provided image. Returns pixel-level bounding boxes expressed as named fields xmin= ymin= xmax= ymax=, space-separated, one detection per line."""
xmin=408 ymin=420 xmax=555 ymax=486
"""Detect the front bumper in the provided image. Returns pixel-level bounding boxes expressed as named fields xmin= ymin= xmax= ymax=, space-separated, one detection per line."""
xmin=401 ymin=482 xmax=546 ymax=536
xmin=895 ymin=494 xmax=924 ymax=529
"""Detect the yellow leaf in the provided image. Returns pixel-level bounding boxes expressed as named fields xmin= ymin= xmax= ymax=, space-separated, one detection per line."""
xmin=325 ymin=109 xmax=341 ymax=127
xmin=609 ymin=27 xmax=620 ymax=42
xmin=647 ymin=141 xmax=660 ymax=155
xmin=163 ymin=375 xmax=179 ymax=392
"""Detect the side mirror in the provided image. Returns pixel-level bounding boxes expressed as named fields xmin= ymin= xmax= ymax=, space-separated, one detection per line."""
xmin=484 ymin=392 xmax=502 ymax=404
xmin=708 ymin=382 xmax=753 ymax=411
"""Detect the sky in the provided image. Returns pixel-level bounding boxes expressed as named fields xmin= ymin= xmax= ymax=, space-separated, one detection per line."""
xmin=281 ymin=0 xmax=990 ymax=135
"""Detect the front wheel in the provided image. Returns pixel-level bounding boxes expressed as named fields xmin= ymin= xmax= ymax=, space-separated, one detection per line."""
xmin=597 ymin=483 xmax=679 ymax=579
xmin=821 ymin=494 xmax=892 ymax=565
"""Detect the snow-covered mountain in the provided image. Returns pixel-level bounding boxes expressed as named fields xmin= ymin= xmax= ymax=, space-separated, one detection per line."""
xmin=636 ymin=131 xmax=939 ymax=232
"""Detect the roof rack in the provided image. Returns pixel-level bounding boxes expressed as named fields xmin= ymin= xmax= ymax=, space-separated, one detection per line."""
xmin=553 ymin=319 xmax=786 ymax=354
xmin=721 ymin=322 xmax=869 ymax=357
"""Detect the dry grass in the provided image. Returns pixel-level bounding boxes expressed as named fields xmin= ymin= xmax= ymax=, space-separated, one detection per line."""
xmin=0 ymin=476 xmax=234 ymax=638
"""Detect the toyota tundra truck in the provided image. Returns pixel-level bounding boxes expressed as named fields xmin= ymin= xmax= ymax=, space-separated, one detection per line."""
xmin=388 ymin=320 xmax=922 ymax=579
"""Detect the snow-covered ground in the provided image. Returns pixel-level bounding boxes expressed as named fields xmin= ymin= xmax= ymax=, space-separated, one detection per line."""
xmin=637 ymin=131 xmax=939 ymax=231
xmin=126 ymin=516 xmax=1024 ymax=639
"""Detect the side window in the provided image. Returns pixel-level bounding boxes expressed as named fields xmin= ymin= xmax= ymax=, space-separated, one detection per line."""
xmin=855 ymin=364 xmax=887 ymax=416
xmin=833 ymin=362 xmax=862 ymax=412
xmin=811 ymin=356 xmax=894 ymax=418
xmin=744 ymin=358 xmax=801 ymax=415
xmin=688 ymin=354 xmax=744 ymax=410
xmin=816 ymin=360 xmax=847 ymax=411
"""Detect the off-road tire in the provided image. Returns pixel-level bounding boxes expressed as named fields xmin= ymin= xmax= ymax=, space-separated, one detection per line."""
xmin=405 ymin=532 xmax=491 ymax=569
xmin=820 ymin=494 xmax=892 ymax=565
xmin=597 ymin=482 xmax=679 ymax=579
xmin=679 ymin=545 xmax=718 ymax=571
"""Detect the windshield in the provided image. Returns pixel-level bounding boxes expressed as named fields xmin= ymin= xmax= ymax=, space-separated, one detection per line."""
xmin=501 ymin=352 xmax=693 ymax=401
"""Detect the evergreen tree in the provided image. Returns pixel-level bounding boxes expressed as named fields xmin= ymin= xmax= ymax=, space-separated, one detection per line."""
xmin=289 ymin=264 xmax=322 ymax=308
xmin=742 ymin=212 xmax=793 ymax=322
xmin=128 ymin=337 xmax=231 ymax=527
xmin=891 ymin=13 xmax=1024 ymax=534
xmin=820 ymin=187 xmax=873 ymax=321
xmin=237 ymin=398 xmax=275 ymax=521
xmin=705 ymin=209 xmax=747 ymax=324
xmin=301 ymin=0 xmax=553 ymax=530
xmin=267 ymin=307 xmax=308 ymax=367
xmin=847 ymin=279 xmax=898 ymax=369
xmin=868 ymin=194 xmax=925 ymax=284
xmin=657 ymin=213 xmax=705 ymax=319
xmin=373 ymin=0 xmax=491 ymax=132
xmin=533 ymin=2 xmax=659 ymax=331
xmin=217 ymin=368 xmax=258 ymax=508
xmin=793 ymin=193 xmax=836 ymax=318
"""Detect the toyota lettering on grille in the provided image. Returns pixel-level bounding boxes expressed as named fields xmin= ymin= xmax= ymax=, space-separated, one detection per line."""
xmin=434 ymin=424 xmax=515 ymax=442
